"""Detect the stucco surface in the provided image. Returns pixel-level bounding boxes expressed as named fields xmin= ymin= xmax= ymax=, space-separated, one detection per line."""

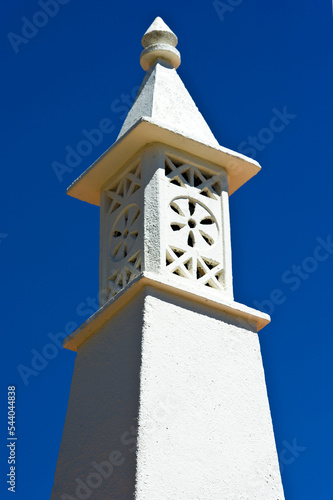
xmin=118 ymin=61 xmax=219 ymax=148
xmin=136 ymin=290 xmax=284 ymax=499
xmin=50 ymin=292 xmax=145 ymax=500
xmin=51 ymin=288 xmax=284 ymax=499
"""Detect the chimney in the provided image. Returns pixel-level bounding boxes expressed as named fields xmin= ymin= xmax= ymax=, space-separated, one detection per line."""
xmin=51 ymin=17 xmax=284 ymax=500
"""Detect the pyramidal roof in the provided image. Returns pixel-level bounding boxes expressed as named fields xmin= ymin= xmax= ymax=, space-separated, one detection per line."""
xmin=117 ymin=17 xmax=219 ymax=148
xmin=67 ymin=17 xmax=261 ymax=206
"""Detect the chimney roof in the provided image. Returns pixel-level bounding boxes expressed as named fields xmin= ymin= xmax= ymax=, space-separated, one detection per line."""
xmin=67 ymin=17 xmax=261 ymax=206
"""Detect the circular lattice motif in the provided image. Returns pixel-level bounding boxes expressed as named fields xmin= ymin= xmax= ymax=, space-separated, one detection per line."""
xmin=168 ymin=197 xmax=218 ymax=249
xmin=109 ymin=204 xmax=140 ymax=262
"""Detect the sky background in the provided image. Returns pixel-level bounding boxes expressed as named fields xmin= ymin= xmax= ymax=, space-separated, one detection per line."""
xmin=1 ymin=0 xmax=332 ymax=498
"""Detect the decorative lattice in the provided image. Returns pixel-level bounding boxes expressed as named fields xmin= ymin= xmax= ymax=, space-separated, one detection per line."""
xmin=166 ymin=247 xmax=224 ymax=289
xmin=107 ymin=251 xmax=141 ymax=297
xmin=104 ymin=163 xmax=142 ymax=299
xmin=165 ymin=156 xmax=221 ymax=199
xmin=165 ymin=155 xmax=224 ymax=291
xmin=109 ymin=204 xmax=140 ymax=262
xmin=168 ymin=197 xmax=218 ymax=250
xmin=105 ymin=163 xmax=141 ymax=216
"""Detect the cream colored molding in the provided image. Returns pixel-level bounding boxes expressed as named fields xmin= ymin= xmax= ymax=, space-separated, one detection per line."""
xmin=64 ymin=272 xmax=270 ymax=352
xmin=67 ymin=121 xmax=261 ymax=206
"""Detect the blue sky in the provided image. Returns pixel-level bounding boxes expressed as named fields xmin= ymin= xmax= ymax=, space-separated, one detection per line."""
xmin=1 ymin=0 xmax=332 ymax=498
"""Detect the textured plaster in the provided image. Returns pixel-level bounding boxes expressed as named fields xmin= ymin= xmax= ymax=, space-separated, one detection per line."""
xmin=50 ymin=292 xmax=145 ymax=500
xmin=136 ymin=290 xmax=284 ymax=500
xmin=63 ymin=273 xmax=270 ymax=352
xmin=140 ymin=19 xmax=180 ymax=72
xmin=141 ymin=17 xmax=178 ymax=48
xmin=118 ymin=60 xmax=219 ymax=147
xmin=66 ymin=123 xmax=261 ymax=206
xmin=51 ymin=289 xmax=284 ymax=499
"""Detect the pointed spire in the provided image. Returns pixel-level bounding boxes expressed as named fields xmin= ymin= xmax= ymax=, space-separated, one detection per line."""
xmin=142 ymin=17 xmax=178 ymax=47
xmin=117 ymin=62 xmax=219 ymax=146
xmin=140 ymin=17 xmax=181 ymax=71
xmin=66 ymin=17 xmax=262 ymax=206
xmin=118 ymin=17 xmax=218 ymax=146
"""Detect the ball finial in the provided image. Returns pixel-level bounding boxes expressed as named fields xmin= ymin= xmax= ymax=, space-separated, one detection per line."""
xmin=140 ymin=17 xmax=181 ymax=71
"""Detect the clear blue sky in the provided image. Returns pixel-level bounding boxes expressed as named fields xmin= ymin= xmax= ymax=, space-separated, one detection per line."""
xmin=1 ymin=1 xmax=332 ymax=498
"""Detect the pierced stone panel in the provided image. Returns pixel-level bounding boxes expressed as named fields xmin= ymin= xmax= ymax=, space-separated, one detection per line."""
xmin=166 ymin=247 xmax=224 ymax=290
xmin=165 ymin=155 xmax=222 ymax=199
xmin=165 ymin=155 xmax=225 ymax=292
xmin=169 ymin=197 xmax=218 ymax=250
xmin=109 ymin=204 xmax=140 ymax=262
xmin=102 ymin=162 xmax=142 ymax=301
xmin=107 ymin=251 xmax=141 ymax=298
xmin=105 ymin=163 xmax=141 ymax=216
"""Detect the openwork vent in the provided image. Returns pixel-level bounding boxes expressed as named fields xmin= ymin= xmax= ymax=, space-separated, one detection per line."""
xmin=165 ymin=155 xmax=225 ymax=291
xmin=107 ymin=251 xmax=141 ymax=297
xmin=105 ymin=163 xmax=142 ymax=299
xmin=109 ymin=204 xmax=140 ymax=262
xmin=169 ymin=198 xmax=218 ymax=249
xmin=106 ymin=164 xmax=141 ymax=216
xmin=165 ymin=155 xmax=222 ymax=199
xmin=166 ymin=247 xmax=224 ymax=289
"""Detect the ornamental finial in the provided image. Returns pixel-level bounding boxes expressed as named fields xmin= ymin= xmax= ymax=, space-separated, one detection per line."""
xmin=140 ymin=17 xmax=181 ymax=71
